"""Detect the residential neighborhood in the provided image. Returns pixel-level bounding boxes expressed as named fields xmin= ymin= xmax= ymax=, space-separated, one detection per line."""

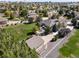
xmin=0 ymin=0 xmax=79 ymax=58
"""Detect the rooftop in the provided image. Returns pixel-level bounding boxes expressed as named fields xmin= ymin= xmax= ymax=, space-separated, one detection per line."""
xmin=26 ymin=35 xmax=44 ymax=49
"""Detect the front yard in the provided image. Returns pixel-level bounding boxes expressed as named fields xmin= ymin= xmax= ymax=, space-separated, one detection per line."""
xmin=59 ymin=29 xmax=79 ymax=57
xmin=0 ymin=23 xmax=38 ymax=58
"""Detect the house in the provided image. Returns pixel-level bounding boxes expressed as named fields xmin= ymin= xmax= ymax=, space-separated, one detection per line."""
xmin=26 ymin=35 xmax=47 ymax=54
xmin=26 ymin=35 xmax=44 ymax=49
xmin=39 ymin=6 xmax=43 ymax=10
xmin=36 ymin=19 xmax=59 ymax=35
xmin=75 ymin=15 xmax=79 ymax=20
xmin=26 ymin=32 xmax=58 ymax=54
xmin=21 ymin=20 xmax=29 ymax=24
xmin=42 ymin=17 xmax=48 ymax=21
xmin=28 ymin=12 xmax=38 ymax=22
xmin=75 ymin=20 xmax=79 ymax=28
xmin=14 ymin=11 xmax=19 ymax=17
xmin=7 ymin=20 xmax=21 ymax=25
xmin=66 ymin=21 xmax=74 ymax=31
xmin=28 ymin=10 xmax=36 ymax=14
xmin=0 ymin=7 xmax=5 ymax=13
xmin=47 ymin=10 xmax=58 ymax=19
xmin=0 ymin=17 xmax=8 ymax=26
xmin=39 ymin=19 xmax=58 ymax=27
xmin=72 ymin=15 xmax=79 ymax=28
xmin=58 ymin=16 xmax=67 ymax=28
xmin=47 ymin=11 xmax=53 ymax=18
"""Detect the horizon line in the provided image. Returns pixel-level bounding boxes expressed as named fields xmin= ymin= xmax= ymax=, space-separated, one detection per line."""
xmin=0 ymin=1 xmax=79 ymax=3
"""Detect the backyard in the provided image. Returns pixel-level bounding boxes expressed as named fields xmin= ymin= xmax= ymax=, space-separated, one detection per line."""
xmin=0 ymin=23 xmax=38 ymax=58
xmin=59 ymin=29 xmax=79 ymax=57
xmin=4 ymin=23 xmax=36 ymax=40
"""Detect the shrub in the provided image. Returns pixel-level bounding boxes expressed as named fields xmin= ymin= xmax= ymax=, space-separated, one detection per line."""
xmin=50 ymin=35 xmax=58 ymax=42
xmin=58 ymin=28 xmax=71 ymax=38
xmin=71 ymin=18 xmax=77 ymax=26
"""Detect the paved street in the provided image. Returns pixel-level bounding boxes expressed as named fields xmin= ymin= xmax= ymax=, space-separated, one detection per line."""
xmin=39 ymin=29 xmax=75 ymax=58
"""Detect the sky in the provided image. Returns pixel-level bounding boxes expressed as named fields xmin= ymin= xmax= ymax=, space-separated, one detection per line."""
xmin=1 ymin=0 xmax=79 ymax=2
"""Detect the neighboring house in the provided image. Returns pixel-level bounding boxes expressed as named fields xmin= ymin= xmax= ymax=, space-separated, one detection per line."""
xmin=72 ymin=15 xmax=79 ymax=28
xmin=14 ymin=11 xmax=19 ymax=17
xmin=0 ymin=17 xmax=7 ymax=26
xmin=36 ymin=19 xmax=59 ymax=35
xmin=0 ymin=7 xmax=5 ymax=13
xmin=38 ymin=17 xmax=69 ymax=35
xmin=21 ymin=20 xmax=29 ymax=24
xmin=28 ymin=10 xmax=36 ymax=14
xmin=39 ymin=6 xmax=43 ymax=10
xmin=7 ymin=20 xmax=21 ymax=25
xmin=47 ymin=11 xmax=53 ymax=19
xmin=75 ymin=20 xmax=79 ymax=28
xmin=28 ymin=12 xmax=38 ymax=22
xmin=66 ymin=21 xmax=74 ymax=31
xmin=42 ymin=17 xmax=48 ymax=21
xmin=47 ymin=10 xmax=58 ymax=18
xmin=58 ymin=16 xmax=67 ymax=28
xmin=39 ymin=19 xmax=58 ymax=27
xmin=75 ymin=15 xmax=79 ymax=20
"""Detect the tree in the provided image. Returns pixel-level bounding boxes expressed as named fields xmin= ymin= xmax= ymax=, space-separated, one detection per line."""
xmin=20 ymin=9 xmax=27 ymax=17
xmin=51 ymin=15 xmax=56 ymax=19
xmin=4 ymin=10 xmax=10 ymax=17
xmin=38 ymin=9 xmax=48 ymax=17
xmin=43 ymin=9 xmax=48 ymax=17
xmin=0 ymin=28 xmax=38 ymax=57
xmin=9 ymin=11 xmax=15 ymax=20
xmin=4 ymin=10 xmax=15 ymax=20
xmin=51 ymin=35 xmax=58 ymax=42
xmin=44 ymin=26 xmax=50 ymax=35
xmin=58 ymin=9 xmax=63 ymax=15
xmin=35 ymin=16 xmax=42 ymax=22
xmin=58 ymin=28 xmax=71 ymax=38
xmin=28 ymin=17 xmax=33 ymax=23
xmin=71 ymin=18 xmax=77 ymax=26
xmin=52 ymin=24 xmax=58 ymax=32
xmin=70 ymin=11 xmax=75 ymax=18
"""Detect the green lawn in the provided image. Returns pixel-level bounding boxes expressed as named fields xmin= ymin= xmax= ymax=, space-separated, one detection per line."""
xmin=4 ymin=23 xmax=36 ymax=41
xmin=0 ymin=23 xmax=38 ymax=58
xmin=59 ymin=29 xmax=79 ymax=57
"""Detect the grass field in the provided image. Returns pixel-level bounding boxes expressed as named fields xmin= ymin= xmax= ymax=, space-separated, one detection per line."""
xmin=59 ymin=29 xmax=79 ymax=57
xmin=0 ymin=23 xmax=38 ymax=58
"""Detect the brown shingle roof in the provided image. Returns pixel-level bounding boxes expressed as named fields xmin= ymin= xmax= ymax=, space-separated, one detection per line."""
xmin=26 ymin=35 xmax=44 ymax=49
